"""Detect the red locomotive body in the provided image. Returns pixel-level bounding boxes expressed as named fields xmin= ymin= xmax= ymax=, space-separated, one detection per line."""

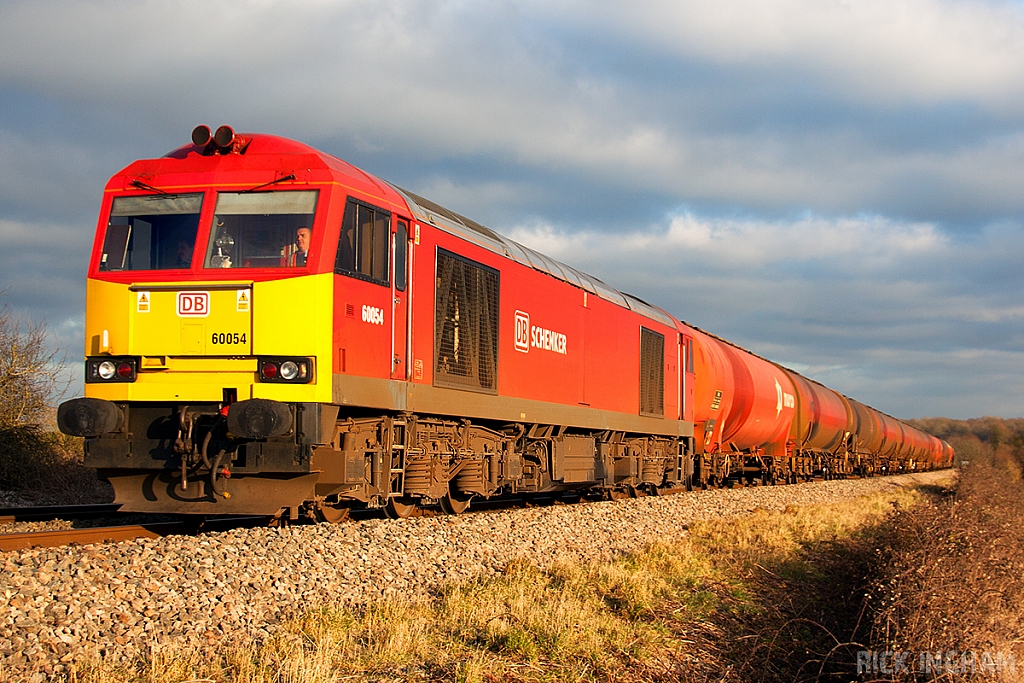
xmin=57 ymin=128 xmax=951 ymax=519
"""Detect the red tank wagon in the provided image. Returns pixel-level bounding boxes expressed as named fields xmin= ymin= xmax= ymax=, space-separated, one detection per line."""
xmin=57 ymin=127 xmax=952 ymax=520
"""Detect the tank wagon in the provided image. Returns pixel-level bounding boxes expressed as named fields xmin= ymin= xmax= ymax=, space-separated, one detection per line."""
xmin=57 ymin=127 xmax=952 ymax=521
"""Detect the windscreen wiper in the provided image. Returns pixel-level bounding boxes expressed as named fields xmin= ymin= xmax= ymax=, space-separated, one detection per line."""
xmin=240 ymin=174 xmax=297 ymax=193
xmin=131 ymin=179 xmax=174 ymax=196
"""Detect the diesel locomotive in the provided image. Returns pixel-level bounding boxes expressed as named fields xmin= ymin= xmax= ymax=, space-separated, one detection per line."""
xmin=56 ymin=126 xmax=953 ymax=521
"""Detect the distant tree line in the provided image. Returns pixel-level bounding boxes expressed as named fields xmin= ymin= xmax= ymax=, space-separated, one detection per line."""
xmin=908 ymin=416 xmax=1024 ymax=471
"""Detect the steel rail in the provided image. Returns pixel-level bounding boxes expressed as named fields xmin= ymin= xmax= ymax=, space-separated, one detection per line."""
xmin=0 ymin=504 xmax=122 ymax=524
xmin=0 ymin=521 xmax=188 ymax=552
xmin=0 ymin=515 xmax=272 ymax=552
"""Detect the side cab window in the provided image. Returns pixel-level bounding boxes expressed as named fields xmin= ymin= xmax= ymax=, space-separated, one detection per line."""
xmin=394 ymin=220 xmax=408 ymax=292
xmin=335 ymin=198 xmax=391 ymax=285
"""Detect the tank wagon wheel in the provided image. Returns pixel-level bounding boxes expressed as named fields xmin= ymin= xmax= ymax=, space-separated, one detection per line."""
xmin=384 ymin=497 xmax=418 ymax=520
xmin=440 ymin=489 xmax=473 ymax=515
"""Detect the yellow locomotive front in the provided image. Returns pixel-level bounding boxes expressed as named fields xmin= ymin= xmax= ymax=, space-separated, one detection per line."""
xmin=58 ymin=128 xmax=338 ymax=516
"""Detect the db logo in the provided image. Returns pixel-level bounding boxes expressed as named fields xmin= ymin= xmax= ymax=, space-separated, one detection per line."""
xmin=514 ymin=310 xmax=530 ymax=353
xmin=177 ymin=292 xmax=210 ymax=317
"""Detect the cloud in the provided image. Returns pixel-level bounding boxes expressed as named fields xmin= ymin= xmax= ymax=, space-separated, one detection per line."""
xmin=508 ymin=212 xmax=952 ymax=281
xmin=0 ymin=0 xmax=1021 ymax=419
xmin=3 ymin=0 xmax=1024 ymax=226
xmin=556 ymin=0 xmax=1024 ymax=108
xmin=0 ymin=219 xmax=90 ymax=320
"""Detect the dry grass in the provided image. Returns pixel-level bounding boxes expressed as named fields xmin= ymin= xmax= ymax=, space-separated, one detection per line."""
xmin=68 ymin=481 xmax=933 ymax=683
xmin=869 ymin=446 xmax=1024 ymax=681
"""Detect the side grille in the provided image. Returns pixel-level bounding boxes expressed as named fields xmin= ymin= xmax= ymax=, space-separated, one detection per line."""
xmin=434 ymin=250 xmax=500 ymax=393
xmin=640 ymin=327 xmax=665 ymax=417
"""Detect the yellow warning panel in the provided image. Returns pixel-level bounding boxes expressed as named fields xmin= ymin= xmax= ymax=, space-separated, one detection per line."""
xmin=130 ymin=284 xmax=253 ymax=356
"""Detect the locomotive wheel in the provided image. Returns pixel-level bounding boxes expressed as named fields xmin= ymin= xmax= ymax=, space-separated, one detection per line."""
xmin=627 ymin=485 xmax=645 ymax=498
xmin=384 ymin=497 xmax=417 ymax=519
xmin=440 ymin=490 xmax=473 ymax=515
xmin=316 ymin=504 xmax=351 ymax=524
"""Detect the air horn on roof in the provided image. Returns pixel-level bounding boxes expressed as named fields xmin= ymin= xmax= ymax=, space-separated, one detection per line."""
xmin=191 ymin=125 xmax=241 ymax=153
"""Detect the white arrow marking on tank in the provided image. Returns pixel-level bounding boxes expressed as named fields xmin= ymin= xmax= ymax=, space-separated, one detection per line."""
xmin=775 ymin=378 xmax=783 ymax=417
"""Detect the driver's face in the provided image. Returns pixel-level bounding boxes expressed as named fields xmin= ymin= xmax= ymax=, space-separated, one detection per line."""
xmin=296 ymin=228 xmax=310 ymax=252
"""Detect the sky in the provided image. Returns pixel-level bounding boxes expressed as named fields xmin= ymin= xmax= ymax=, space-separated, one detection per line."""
xmin=1 ymin=0 xmax=1022 ymax=419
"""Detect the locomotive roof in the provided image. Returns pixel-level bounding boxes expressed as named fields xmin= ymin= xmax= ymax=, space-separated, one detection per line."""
xmin=383 ymin=183 xmax=677 ymax=328
xmin=158 ymin=132 xmax=677 ymax=328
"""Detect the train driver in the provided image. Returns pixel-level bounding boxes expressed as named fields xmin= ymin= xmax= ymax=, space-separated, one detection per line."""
xmin=290 ymin=226 xmax=311 ymax=266
xmin=174 ymin=240 xmax=193 ymax=268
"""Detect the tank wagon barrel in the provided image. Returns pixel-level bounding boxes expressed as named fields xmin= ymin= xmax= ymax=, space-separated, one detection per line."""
xmin=56 ymin=127 xmax=953 ymax=520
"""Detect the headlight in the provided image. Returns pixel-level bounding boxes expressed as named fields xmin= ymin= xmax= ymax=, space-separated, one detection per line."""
xmin=280 ymin=361 xmax=300 ymax=380
xmin=98 ymin=361 xmax=116 ymax=380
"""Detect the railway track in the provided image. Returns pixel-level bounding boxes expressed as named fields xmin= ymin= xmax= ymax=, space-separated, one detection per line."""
xmin=0 ymin=492 xmax=646 ymax=551
xmin=0 ymin=503 xmax=122 ymax=524
xmin=0 ymin=521 xmax=189 ymax=552
xmin=0 ymin=471 xmax=899 ymax=552
xmin=0 ymin=505 xmax=272 ymax=552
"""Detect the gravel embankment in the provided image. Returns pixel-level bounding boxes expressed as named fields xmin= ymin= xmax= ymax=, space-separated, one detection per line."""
xmin=0 ymin=470 xmax=953 ymax=678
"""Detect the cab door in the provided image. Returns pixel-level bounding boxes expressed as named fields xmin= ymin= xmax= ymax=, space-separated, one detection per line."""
xmin=391 ymin=219 xmax=411 ymax=380
xmin=680 ymin=333 xmax=695 ymax=422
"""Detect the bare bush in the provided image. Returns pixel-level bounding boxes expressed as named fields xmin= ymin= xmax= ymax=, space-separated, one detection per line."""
xmin=0 ymin=300 xmax=110 ymax=502
xmin=870 ymin=431 xmax=1024 ymax=681
xmin=0 ymin=302 xmax=66 ymax=429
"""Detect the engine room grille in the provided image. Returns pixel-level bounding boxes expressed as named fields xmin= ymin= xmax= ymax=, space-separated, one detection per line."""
xmin=434 ymin=249 xmax=500 ymax=393
xmin=640 ymin=327 xmax=665 ymax=417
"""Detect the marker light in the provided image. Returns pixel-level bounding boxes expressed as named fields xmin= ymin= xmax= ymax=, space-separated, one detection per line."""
xmin=86 ymin=357 xmax=138 ymax=383
xmin=258 ymin=357 xmax=312 ymax=383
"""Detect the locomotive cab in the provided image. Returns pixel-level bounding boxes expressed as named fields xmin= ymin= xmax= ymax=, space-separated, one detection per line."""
xmin=60 ymin=131 xmax=352 ymax=515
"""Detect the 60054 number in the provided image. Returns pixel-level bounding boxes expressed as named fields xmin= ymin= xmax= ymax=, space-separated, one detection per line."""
xmin=211 ymin=332 xmax=247 ymax=345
